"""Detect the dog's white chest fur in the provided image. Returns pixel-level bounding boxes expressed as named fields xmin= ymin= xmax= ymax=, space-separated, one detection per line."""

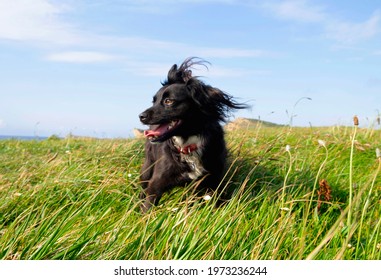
xmin=172 ymin=135 xmax=206 ymax=180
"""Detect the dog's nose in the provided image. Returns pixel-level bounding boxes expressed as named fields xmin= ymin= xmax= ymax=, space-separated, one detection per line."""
xmin=139 ymin=112 xmax=148 ymax=122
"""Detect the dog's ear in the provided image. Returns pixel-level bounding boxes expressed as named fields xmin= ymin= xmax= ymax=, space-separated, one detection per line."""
xmin=187 ymin=79 xmax=209 ymax=107
xmin=166 ymin=64 xmax=178 ymax=84
xmin=183 ymin=69 xmax=192 ymax=82
xmin=188 ymin=80 xmax=221 ymax=103
xmin=188 ymin=80 xmax=249 ymax=121
xmin=188 ymin=82 xmax=227 ymax=122
xmin=166 ymin=63 xmax=192 ymax=84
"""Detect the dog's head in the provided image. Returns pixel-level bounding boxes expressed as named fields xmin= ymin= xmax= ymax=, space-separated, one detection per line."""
xmin=139 ymin=57 xmax=248 ymax=143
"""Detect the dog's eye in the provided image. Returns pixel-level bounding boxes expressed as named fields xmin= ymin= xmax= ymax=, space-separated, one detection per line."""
xmin=163 ymin=98 xmax=175 ymax=106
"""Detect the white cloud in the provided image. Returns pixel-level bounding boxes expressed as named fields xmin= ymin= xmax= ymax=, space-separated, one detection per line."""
xmin=262 ymin=0 xmax=381 ymax=44
xmin=199 ymin=66 xmax=271 ymax=78
xmin=111 ymin=0 xmax=238 ymax=14
xmin=123 ymin=60 xmax=270 ymax=79
xmin=93 ymin=35 xmax=274 ymax=59
xmin=46 ymin=51 xmax=119 ymax=63
xmin=325 ymin=11 xmax=381 ymax=44
xmin=0 ymin=0 xmax=271 ymax=65
xmin=262 ymin=0 xmax=326 ymax=23
xmin=196 ymin=47 xmax=276 ymax=58
xmin=0 ymin=0 xmax=275 ymax=77
xmin=0 ymin=0 xmax=80 ymax=44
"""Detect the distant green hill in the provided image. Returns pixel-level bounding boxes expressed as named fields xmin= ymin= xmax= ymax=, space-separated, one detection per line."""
xmin=134 ymin=118 xmax=283 ymax=138
xmin=225 ymin=117 xmax=284 ymax=131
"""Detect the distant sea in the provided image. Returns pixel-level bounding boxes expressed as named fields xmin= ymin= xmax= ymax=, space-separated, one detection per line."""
xmin=0 ymin=135 xmax=48 ymax=140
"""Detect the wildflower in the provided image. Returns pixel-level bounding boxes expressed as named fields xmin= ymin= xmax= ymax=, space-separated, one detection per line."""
xmin=285 ymin=145 xmax=291 ymax=152
xmin=377 ymin=243 xmax=381 ymax=249
xmin=203 ymin=194 xmax=212 ymax=201
xmin=376 ymin=148 xmax=381 ymax=159
xmin=127 ymin=173 xmax=132 ymax=178
xmin=318 ymin=139 xmax=326 ymax=147
xmin=353 ymin=115 xmax=359 ymax=126
xmin=65 ymin=150 xmax=71 ymax=154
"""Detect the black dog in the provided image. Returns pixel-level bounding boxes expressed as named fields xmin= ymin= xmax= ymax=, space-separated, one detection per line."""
xmin=139 ymin=58 xmax=247 ymax=212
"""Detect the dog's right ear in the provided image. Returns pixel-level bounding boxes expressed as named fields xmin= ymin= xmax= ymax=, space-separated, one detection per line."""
xmin=166 ymin=63 xmax=192 ymax=84
xmin=164 ymin=64 xmax=178 ymax=85
xmin=168 ymin=64 xmax=178 ymax=78
xmin=163 ymin=58 xmax=205 ymax=85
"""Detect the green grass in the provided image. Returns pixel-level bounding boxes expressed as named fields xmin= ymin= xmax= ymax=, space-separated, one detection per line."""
xmin=0 ymin=125 xmax=380 ymax=260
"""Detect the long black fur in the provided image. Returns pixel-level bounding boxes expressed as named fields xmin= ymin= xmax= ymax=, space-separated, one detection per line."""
xmin=139 ymin=57 xmax=247 ymax=212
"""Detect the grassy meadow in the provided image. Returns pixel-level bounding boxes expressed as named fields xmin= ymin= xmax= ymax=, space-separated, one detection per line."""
xmin=0 ymin=122 xmax=380 ymax=260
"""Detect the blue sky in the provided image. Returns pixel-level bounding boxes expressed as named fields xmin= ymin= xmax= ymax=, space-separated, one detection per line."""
xmin=0 ymin=0 xmax=380 ymax=138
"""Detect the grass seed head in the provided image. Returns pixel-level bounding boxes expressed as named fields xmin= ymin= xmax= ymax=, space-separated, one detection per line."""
xmin=317 ymin=179 xmax=332 ymax=212
xmin=353 ymin=115 xmax=359 ymax=126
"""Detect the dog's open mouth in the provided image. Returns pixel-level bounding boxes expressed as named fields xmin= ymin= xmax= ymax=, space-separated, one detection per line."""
xmin=144 ymin=120 xmax=182 ymax=142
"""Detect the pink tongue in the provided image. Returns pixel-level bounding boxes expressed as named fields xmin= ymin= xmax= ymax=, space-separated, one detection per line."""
xmin=144 ymin=123 xmax=169 ymax=138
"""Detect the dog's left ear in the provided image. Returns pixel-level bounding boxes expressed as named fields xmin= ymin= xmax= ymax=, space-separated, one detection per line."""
xmin=188 ymin=79 xmax=249 ymax=121
xmin=187 ymin=79 xmax=210 ymax=107
xmin=182 ymin=69 xmax=192 ymax=82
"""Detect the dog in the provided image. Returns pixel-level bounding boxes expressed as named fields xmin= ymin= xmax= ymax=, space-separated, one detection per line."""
xmin=139 ymin=57 xmax=247 ymax=212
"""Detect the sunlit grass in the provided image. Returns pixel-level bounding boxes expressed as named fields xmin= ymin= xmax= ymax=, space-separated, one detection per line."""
xmin=0 ymin=124 xmax=380 ymax=259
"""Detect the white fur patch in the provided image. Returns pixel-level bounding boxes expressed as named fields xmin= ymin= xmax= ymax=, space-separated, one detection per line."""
xmin=172 ymin=135 xmax=206 ymax=180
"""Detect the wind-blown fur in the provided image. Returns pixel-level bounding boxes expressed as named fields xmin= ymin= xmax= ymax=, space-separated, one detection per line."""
xmin=139 ymin=57 xmax=247 ymax=212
